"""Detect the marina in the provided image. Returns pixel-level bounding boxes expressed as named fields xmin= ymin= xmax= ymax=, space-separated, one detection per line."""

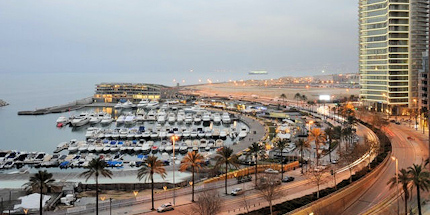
xmin=1 ymin=100 xmax=252 ymax=171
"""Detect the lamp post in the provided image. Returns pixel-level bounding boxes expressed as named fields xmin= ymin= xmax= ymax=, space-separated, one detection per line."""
xmin=413 ymin=99 xmax=418 ymax=130
xmin=391 ymin=156 xmax=399 ymax=215
xmin=109 ymin=198 xmax=112 ymax=215
xmin=133 ymin=190 xmax=139 ymax=200
xmin=171 ymin=135 xmax=179 ymax=205
xmin=23 ymin=209 xmax=28 ymax=215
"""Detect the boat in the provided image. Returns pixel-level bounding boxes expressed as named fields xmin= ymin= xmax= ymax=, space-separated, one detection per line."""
xmin=159 ymin=141 xmax=167 ymax=152
xmin=182 ymin=128 xmax=191 ymax=138
xmin=119 ymin=129 xmax=128 ymax=139
xmin=185 ymin=114 xmax=193 ymax=124
xmin=179 ymin=143 xmax=188 ymax=154
xmin=165 ymin=143 xmax=173 ymax=153
xmin=78 ymin=144 xmax=89 ymax=152
xmin=208 ymin=139 xmax=215 ymax=148
xmin=220 ymin=129 xmax=228 ymax=139
xmin=70 ymin=112 xmax=90 ymax=127
xmin=122 ymin=100 xmax=133 ymax=109
xmin=200 ymin=139 xmax=208 ymax=149
xmin=116 ymin=115 xmax=126 ymax=124
xmin=114 ymin=102 xmax=123 ymax=109
xmin=125 ymin=114 xmax=136 ymax=125
xmin=100 ymin=115 xmax=113 ymax=125
xmin=95 ymin=146 xmax=104 ymax=152
xmin=222 ymin=112 xmax=231 ymax=124
xmin=191 ymin=129 xmax=198 ymax=138
xmin=177 ymin=111 xmax=185 ymax=123
xmin=215 ymin=139 xmax=224 ymax=147
xmin=137 ymin=99 xmax=149 ymax=108
xmin=146 ymin=100 xmax=159 ymax=109
xmin=202 ymin=112 xmax=211 ymax=125
xmin=150 ymin=130 xmax=159 ymax=139
xmin=212 ymin=113 xmax=221 ymax=124
xmin=136 ymin=109 xmax=146 ymax=122
xmin=142 ymin=143 xmax=151 ymax=153
xmin=88 ymin=145 xmax=96 ymax=152
xmin=146 ymin=110 xmax=157 ymax=121
xmin=151 ymin=145 xmax=159 ymax=153
xmin=167 ymin=113 xmax=176 ymax=123
xmin=56 ymin=116 xmax=69 ymax=126
xmin=238 ymin=126 xmax=248 ymax=139
xmin=193 ymin=114 xmax=202 ymax=124
xmin=89 ymin=115 xmax=101 ymax=124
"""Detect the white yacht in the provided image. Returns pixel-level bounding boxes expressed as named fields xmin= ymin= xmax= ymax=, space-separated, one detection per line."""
xmin=114 ymin=102 xmax=123 ymax=109
xmin=56 ymin=116 xmax=69 ymax=126
xmin=238 ymin=126 xmax=248 ymax=138
xmin=100 ymin=114 xmax=113 ymax=125
xmin=116 ymin=115 xmax=126 ymax=124
xmin=122 ymin=100 xmax=133 ymax=109
xmin=185 ymin=114 xmax=193 ymax=124
xmin=70 ymin=112 xmax=90 ymax=127
xmin=147 ymin=110 xmax=157 ymax=121
xmin=202 ymin=112 xmax=211 ymax=124
xmin=137 ymin=99 xmax=150 ymax=108
xmin=142 ymin=143 xmax=151 ymax=153
xmin=157 ymin=110 xmax=167 ymax=124
xmin=212 ymin=113 xmax=221 ymax=124
xmin=220 ymin=129 xmax=228 ymax=139
xmin=125 ymin=114 xmax=136 ymax=125
xmin=165 ymin=143 xmax=173 ymax=153
xmin=135 ymin=109 xmax=146 ymax=122
xmin=146 ymin=100 xmax=159 ymax=109
xmin=182 ymin=128 xmax=191 ymax=138
xmin=193 ymin=114 xmax=202 ymax=124
xmin=221 ymin=112 xmax=231 ymax=124
xmin=167 ymin=113 xmax=176 ymax=123
xmin=89 ymin=115 xmax=101 ymax=124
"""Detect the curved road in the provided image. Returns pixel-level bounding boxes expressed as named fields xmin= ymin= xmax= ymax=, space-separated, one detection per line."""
xmin=342 ymin=124 xmax=429 ymax=215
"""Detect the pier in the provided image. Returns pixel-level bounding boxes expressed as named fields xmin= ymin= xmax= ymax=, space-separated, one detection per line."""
xmin=17 ymin=97 xmax=93 ymax=115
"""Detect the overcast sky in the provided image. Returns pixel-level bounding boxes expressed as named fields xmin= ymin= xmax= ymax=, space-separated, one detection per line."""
xmin=0 ymin=0 xmax=358 ymax=81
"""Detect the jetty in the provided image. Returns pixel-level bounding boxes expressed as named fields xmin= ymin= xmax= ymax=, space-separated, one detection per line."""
xmin=17 ymin=97 xmax=93 ymax=115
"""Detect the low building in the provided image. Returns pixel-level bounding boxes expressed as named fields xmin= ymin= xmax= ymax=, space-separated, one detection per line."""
xmin=93 ymin=83 xmax=172 ymax=103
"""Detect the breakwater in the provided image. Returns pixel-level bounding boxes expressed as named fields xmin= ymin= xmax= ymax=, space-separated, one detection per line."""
xmin=17 ymin=97 xmax=93 ymax=115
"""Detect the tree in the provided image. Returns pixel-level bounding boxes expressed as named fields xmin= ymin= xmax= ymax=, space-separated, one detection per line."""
xmin=306 ymin=167 xmax=327 ymax=199
xmin=369 ymin=112 xmax=389 ymax=129
xmin=324 ymin=127 xmax=339 ymax=163
xmin=255 ymin=174 xmax=285 ymax=215
xmin=294 ymin=93 xmax=301 ymax=107
xmin=293 ymin=138 xmax=310 ymax=174
xmin=408 ymin=163 xmax=430 ymax=215
xmin=24 ymin=170 xmax=55 ymax=215
xmin=192 ymin=190 xmax=223 ymax=215
xmin=387 ymin=168 xmax=411 ymax=215
xmin=245 ymin=142 xmax=265 ymax=184
xmin=307 ymin=128 xmax=327 ymax=167
xmin=180 ymin=151 xmax=204 ymax=202
xmin=273 ymin=138 xmax=289 ymax=179
xmin=137 ymin=155 xmax=167 ymax=210
xmin=301 ymin=95 xmax=308 ymax=107
xmin=341 ymin=145 xmax=362 ymax=183
xmin=215 ymin=147 xmax=239 ymax=195
xmin=80 ymin=158 xmax=112 ymax=215
xmin=279 ymin=93 xmax=287 ymax=107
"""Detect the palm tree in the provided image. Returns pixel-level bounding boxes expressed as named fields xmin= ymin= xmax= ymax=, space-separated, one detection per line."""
xmin=408 ymin=164 xmax=430 ymax=215
xmin=137 ymin=155 xmax=167 ymax=210
xmin=215 ymin=147 xmax=239 ymax=194
xmin=387 ymin=168 xmax=411 ymax=215
xmin=294 ymin=93 xmax=301 ymax=107
xmin=273 ymin=138 xmax=289 ymax=179
xmin=324 ymin=127 xmax=335 ymax=163
xmin=279 ymin=93 xmax=287 ymax=107
xmin=307 ymin=128 xmax=327 ymax=167
xmin=293 ymin=138 xmax=310 ymax=174
xmin=24 ymin=170 xmax=55 ymax=215
xmin=246 ymin=142 xmax=265 ymax=184
xmin=180 ymin=151 xmax=204 ymax=202
xmin=80 ymin=158 xmax=112 ymax=215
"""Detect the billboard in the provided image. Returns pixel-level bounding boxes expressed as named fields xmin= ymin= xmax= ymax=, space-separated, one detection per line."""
xmin=319 ymin=95 xmax=331 ymax=101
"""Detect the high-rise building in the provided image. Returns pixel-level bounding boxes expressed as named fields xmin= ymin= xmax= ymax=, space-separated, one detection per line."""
xmin=359 ymin=0 xmax=429 ymax=114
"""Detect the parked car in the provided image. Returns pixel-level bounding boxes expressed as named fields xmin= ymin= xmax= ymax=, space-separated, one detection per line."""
xmin=231 ymin=188 xmax=244 ymax=196
xmin=264 ymin=168 xmax=279 ymax=174
xmin=237 ymin=175 xmax=252 ymax=184
xmin=157 ymin=202 xmax=174 ymax=212
xmin=282 ymin=176 xmax=295 ymax=183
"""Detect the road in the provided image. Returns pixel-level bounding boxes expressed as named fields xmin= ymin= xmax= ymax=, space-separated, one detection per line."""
xmin=342 ymin=124 xmax=429 ymax=215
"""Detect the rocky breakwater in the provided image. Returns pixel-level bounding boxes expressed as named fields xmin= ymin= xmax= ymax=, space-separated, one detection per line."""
xmin=0 ymin=99 xmax=9 ymax=107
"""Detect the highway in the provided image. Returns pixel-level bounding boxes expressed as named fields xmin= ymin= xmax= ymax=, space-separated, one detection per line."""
xmin=342 ymin=124 xmax=429 ymax=215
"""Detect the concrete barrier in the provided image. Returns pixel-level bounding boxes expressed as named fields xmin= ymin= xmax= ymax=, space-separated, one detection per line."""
xmin=286 ymin=152 xmax=391 ymax=215
xmin=203 ymin=162 xmax=299 ymax=184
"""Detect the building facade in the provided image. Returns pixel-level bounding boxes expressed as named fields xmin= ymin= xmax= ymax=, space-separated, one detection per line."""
xmin=359 ymin=0 xmax=429 ymax=114
xmin=93 ymin=83 xmax=170 ymax=103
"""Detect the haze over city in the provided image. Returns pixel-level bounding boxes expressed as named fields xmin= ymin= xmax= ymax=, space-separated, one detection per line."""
xmin=0 ymin=0 xmax=358 ymax=80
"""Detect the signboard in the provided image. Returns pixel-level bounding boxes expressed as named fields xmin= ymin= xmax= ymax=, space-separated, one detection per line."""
xmin=319 ymin=95 xmax=331 ymax=101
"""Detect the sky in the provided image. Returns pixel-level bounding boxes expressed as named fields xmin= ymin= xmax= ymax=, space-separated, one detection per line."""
xmin=0 ymin=0 xmax=359 ymax=83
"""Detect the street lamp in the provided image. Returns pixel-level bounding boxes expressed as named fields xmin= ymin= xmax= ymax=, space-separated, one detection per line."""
xmin=133 ymin=190 xmax=139 ymax=199
xmin=391 ymin=156 xmax=399 ymax=215
xmin=163 ymin=185 xmax=168 ymax=200
xmin=171 ymin=135 xmax=179 ymax=205
xmin=413 ymin=99 xmax=418 ymax=130
xmin=23 ymin=209 xmax=28 ymax=215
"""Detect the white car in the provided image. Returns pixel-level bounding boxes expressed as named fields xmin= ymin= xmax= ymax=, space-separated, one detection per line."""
xmin=264 ymin=168 xmax=279 ymax=174
xmin=231 ymin=188 xmax=244 ymax=196
xmin=157 ymin=202 xmax=174 ymax=212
